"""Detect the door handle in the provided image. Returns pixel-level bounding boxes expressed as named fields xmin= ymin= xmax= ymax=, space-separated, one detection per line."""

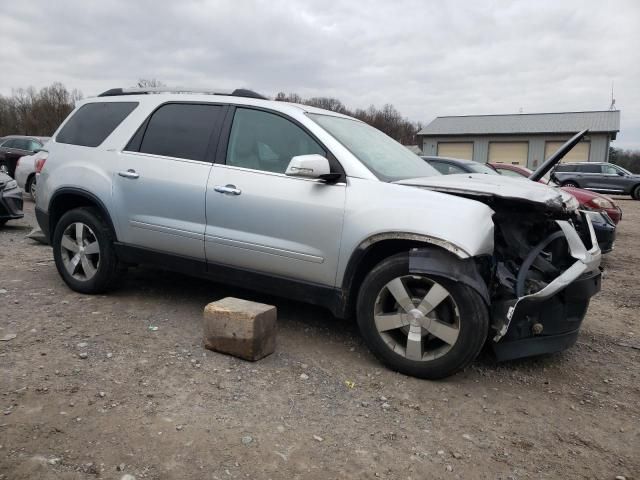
xmin=214 ymin=184 xmax=241 ymax=195
xmin=118 ymin=169 xmax=139 ymax=179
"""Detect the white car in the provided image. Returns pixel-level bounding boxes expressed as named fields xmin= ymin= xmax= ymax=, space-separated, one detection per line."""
xmin=15 ymin=148 xmax=48 ymax=200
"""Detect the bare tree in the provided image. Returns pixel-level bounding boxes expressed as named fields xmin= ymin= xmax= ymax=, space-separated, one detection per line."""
xmin=0 ymin=83 xmax=82 ymax=137
xmin=274 ymin=91 xmax=423 ymax=145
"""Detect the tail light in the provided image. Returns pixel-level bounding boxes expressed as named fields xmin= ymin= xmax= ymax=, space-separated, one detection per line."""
xmin=35 ymin=152 xmax=48 ymax=173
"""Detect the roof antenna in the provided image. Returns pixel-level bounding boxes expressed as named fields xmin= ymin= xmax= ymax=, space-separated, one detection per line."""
xmin=609 ymin=81 xmax=616 ymax=110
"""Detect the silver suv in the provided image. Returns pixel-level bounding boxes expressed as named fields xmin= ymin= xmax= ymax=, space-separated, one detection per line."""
xmin=36 ymin=87 xmax=602 ymax=379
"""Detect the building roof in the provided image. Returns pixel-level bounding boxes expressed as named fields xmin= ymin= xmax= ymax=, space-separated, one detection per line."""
xmin=418 ymin=110 xmax=620 ymax=136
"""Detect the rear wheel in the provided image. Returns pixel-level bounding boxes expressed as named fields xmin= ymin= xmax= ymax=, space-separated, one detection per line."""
xmin=632 ymin=185 xmax=640 ymax=200
xmin=52 ymin=207 xmax=123 ymax=293
xmin=356 ymin=252 xmax=489 ymax=379
xmin=562 ymin=181 xmax=578 ymax=188
xmin=0 ymin=161 xmax=8 ymax=176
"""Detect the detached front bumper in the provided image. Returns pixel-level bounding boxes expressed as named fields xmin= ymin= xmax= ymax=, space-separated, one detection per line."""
xmin=492 ymin=212 xmax=602 ymax=360
xmin=0 ymin=184 xmax=24 ymax=221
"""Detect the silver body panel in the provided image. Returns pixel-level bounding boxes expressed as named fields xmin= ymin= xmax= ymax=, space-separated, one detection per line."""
xmin=37 ymin=92 xmax=598 ymax=291
xmin=14 ymin=154 xmax=35 ymax=190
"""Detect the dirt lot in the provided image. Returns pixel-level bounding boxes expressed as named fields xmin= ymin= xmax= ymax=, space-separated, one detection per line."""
xmin=1 ymin=197 xmax=639 ymax=480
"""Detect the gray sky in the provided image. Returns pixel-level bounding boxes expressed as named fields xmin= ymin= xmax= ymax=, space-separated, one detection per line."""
xmin=1 ymin=0 xmax=639 ymax=148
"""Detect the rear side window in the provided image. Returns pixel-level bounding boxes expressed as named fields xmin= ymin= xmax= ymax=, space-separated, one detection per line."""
xmin=553 ymin=165 xmax=573 ymax=172
xmin=57 ymin=102 xmax=138 ymax=147
xmin=576 ymin=164 xmax=600 ymax=173
xmin=133 ymin=103 xmax=224 ymax=161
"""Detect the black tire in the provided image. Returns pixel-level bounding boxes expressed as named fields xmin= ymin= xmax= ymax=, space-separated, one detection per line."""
xmin=632 ymin=185 xmax=640 ymax=200
xmin=356 ymin=252 xmax=489 ymax=379
xmin=52 ymin=207 xmax=123 ymax=294
xmin=26 ymin=175 xmax=36 ymax=201
xmin=0 ymin=219 xmax=7 ymax=227
xmin=562 ymin=181 xmax=579 ymax=188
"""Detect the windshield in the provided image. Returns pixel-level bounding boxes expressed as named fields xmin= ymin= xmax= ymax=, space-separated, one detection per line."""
xmin=468 ymin=163 xmax=499 ymax=175
xmin=308 ymin=113 xmax=439 ymax=181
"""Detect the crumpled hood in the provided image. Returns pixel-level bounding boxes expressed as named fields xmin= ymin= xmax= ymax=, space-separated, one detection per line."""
xmin=395 ymin=173 xmax=578 ymax=211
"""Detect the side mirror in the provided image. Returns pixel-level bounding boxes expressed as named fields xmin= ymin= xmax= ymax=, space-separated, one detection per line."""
xmin=285 ymin=154 xmax=331 ymax=179
xmin=617 ymin=171 xmax=625 ymax=176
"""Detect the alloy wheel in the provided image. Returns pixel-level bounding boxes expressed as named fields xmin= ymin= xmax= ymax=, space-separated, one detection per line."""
xmin=30 ymin=179 xmax=37 ymax=200
xmin=373 ymin=275 xmax=460 ymax=361
xmin=60 ymin=222 xmax=100 ymax=281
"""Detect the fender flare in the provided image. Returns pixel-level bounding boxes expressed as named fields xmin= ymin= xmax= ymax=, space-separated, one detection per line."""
xmin=48 ymin=187 xmax=117 ymax=240
xmin=408 ymin=247 xmax=490 ymax=305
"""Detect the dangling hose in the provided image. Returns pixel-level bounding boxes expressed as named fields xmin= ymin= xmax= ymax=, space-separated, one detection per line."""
xmin=515 ymin=230 xmax=566 ymax=297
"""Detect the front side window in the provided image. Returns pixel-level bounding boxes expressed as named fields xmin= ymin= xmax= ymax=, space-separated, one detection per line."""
xmin=309 ymin=113 xmax=439 ymax=181
xmin=27 ymin=140 xmax=42 ymax=151
xmin=2 ymin=139 xmax=18 ymax=149
xmin=226 ymin=108 xmax=324 ymax=174
xmin=137 ymin=103 xmax=224 ymax=161
xmin=57 ymin=102 xmax=138 ymax=147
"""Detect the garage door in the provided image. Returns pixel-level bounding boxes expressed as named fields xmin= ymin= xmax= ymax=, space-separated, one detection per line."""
xmin=488 ymin=142 xmax=528 ymax=166
xmin=437 ymin=142 xmax=473 ymax=160
xmin=545 ymin=141 xmax=590 ymax=162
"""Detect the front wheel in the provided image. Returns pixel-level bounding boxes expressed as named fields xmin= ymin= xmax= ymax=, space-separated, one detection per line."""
xmin=356 ymin=252 xmax=489 ymax=379
xmin=52 ymin=207 xmax=123 ymax=294
xmin=632 ymin=185 xmax=640 ymax=200
xmin=562 ymin=181 xmax=579 ymax=188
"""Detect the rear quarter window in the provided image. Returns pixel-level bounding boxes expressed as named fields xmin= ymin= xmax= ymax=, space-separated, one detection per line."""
xmin=56 ymin=102 xmax=138 ymax=147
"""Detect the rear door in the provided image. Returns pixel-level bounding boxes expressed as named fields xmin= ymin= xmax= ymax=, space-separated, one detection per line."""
xmin=204 ymin=107 xmax=346 ymax=286
xmin=114 ymin=103 xmax=226 ymax=259
xmin=576 ymin=163 xmax=603 ymax=190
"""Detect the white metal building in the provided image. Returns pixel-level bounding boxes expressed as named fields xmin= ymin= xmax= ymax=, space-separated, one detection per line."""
xmin=418 ymin=110 xmax=620 ymax=169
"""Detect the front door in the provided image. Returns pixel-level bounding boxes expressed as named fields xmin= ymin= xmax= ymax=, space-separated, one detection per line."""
xmin=113 ymin=103 xmax=225 ymax=259
xmin=205 ymin=107 xmax=346 ymax=287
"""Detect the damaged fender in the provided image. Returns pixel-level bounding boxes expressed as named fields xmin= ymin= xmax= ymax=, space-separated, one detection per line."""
xmin=409 ymin=248 xmax=490 ymax=304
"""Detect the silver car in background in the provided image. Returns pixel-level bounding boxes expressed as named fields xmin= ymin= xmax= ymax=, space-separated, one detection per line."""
xmin=15 ymin=147 xmax=49 ymax=200
xmin=35 ymin=87 xmax=602 ymax=379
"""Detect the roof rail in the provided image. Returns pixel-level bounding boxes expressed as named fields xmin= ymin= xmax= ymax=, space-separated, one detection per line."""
xmin=97 ymin=87 xmax=268 ymax=100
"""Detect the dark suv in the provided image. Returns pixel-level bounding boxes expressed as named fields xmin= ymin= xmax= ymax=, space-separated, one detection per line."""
xmin=551 ymin=162 xmax=640 ymax=199
xmin=0 ymin=135 xmax=49 ymax=178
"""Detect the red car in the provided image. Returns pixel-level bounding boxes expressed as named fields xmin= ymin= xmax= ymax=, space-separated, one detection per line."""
xmin=490 ymin=163 xmax=622 ymax=224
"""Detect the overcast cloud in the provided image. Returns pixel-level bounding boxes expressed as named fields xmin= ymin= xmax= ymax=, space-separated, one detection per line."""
xmin=1 ymin=0 xmax=639 ymax=148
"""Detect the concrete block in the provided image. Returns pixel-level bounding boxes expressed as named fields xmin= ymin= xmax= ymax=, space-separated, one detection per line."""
xmin=203 ymin=297 xmax=277 ymax=361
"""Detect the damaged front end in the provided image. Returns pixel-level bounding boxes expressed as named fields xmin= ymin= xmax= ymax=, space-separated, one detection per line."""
xmin=406 ymin=186 xmax=602 ymax=362
xmin=489 ymin=202 xmax=601 ymax=360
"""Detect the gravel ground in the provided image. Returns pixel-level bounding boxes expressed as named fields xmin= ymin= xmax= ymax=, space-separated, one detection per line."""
xmin=1 ymin=197 xmax=639 ymax=480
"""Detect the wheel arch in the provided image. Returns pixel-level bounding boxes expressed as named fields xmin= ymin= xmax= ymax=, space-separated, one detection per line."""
xmin=25 ymin=172 xmax=36 ymax=190
xmin=47 ymin=188 xmax=117 ymax=243
xmin=338 ymin=233 xmax=473 ymax=319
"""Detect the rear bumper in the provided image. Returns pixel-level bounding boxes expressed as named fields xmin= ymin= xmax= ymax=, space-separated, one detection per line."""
xmin=0 ymin=185 xmax=24 ymax=220
xmin=492 ymin=269 xmax=601 ymax=361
